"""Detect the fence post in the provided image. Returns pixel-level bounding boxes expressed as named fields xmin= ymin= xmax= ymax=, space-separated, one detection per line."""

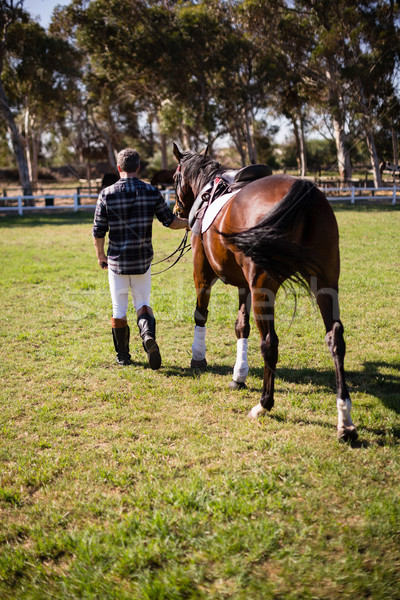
xmin=351 ymin=187 xmax=355 ymax=204
xmin=18 ymin=195 xmax=23 ymax=216
xmin=74 ymin=193 xmax=79 ymax=211
xmin=393 ymin=186 xmax=397 ymax=205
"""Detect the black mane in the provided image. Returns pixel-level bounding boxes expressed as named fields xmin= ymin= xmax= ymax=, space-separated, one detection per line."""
xmin=181 ymin=152 xmax=223 ymax=194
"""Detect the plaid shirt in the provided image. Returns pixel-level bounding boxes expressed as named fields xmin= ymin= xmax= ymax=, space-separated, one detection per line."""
xmin=92 ymin=177 xmax=175 ymax=275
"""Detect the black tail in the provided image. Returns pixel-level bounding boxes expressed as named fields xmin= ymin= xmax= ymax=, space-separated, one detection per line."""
xmin=226 ymin=179 xmax=324 ymax=292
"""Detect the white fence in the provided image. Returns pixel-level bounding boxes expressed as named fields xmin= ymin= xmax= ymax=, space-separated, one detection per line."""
xmin=0 ymin=189 xmax=176 ymax=215
xmin=320 ymin=185 xmax=398 ymax=205
xmin=0 ymin=186 xmax=397 ymax=216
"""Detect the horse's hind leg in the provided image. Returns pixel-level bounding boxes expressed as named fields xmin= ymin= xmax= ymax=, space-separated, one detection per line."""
xmin=230 ymin=286 xmax=251 ymax=390
xmin=316 ymin=289 xmax=357 ymax=441
xmin=248 ymin=278 xmax=279 ymax=419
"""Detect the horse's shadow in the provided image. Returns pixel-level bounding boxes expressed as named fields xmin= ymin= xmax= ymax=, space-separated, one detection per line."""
xmin=163 ymin=359 xmax=400 ymax=445
xmin=164 ymin=359 xmax=400 ymax=407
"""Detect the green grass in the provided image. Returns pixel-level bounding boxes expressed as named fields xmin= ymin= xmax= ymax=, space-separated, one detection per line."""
xmin=0 ymin=207 xmax=399 ymax=599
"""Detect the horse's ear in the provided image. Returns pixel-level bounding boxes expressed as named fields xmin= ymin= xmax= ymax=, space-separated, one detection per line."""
xmin=201 ymin=144 xmax=210 ymax=156
xmin=173 ymin=143 xmax=183 ymax=161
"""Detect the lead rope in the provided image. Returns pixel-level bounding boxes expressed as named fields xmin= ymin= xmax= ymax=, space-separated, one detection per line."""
xmin=152 ymin=229 xmax=191 ymax=275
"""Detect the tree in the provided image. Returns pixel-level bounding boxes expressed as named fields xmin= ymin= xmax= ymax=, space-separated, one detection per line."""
xmin=342 ymin=0 xmax=400 ymax=186
xmin=4 ymin=17 xmax=82 ymax=188
xmin=272 ymin=6 xmax=315 ymax=176
xmin=291 ymin=0 xmax=400 ymax=186
xmin=0 ymin=0 xmax=32 ymax=198
xmin=220 ymin=0 xmax=284 ymax=165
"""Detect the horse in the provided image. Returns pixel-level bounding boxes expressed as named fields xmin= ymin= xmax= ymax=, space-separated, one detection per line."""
xmin=150 ymin=168 xmax=176 ymax=189
xmin=172 ymin=143 xmax=357 ymax=441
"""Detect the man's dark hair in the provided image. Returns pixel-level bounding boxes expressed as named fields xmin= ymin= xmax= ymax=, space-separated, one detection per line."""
xmin=117 ymin=148 xmax=140 ymax=173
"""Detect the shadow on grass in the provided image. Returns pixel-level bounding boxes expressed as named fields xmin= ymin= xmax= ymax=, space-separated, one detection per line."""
xmin=163 ymin=358 xmax=400 ymax=446
xmin=165 ymin=360 xmax=400 ymax=411
xmin=163 ymin=363 xmax=233 ymax=379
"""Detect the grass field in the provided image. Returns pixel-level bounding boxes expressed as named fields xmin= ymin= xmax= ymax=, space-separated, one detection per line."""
xmin=0 ymin=206 xmax=399 ymax=599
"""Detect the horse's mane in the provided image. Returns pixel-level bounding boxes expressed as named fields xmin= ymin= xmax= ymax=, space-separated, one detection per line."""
xmin=181 ymin=152 xmax=223 ymax=192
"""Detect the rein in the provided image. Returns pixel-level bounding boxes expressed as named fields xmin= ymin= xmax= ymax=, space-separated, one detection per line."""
xmin=152 ymin=229 xmax=191 ymax=275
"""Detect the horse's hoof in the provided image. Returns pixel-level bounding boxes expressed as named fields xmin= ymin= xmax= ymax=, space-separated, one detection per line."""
xmin=191 ymin=358 xmax=207 ymax=370
xmin=247 ymin=402 xmax=267 ymax=420
xmin=229 ymin=380 xmax=246 ymax=390
xmin=337 ymin=426 xmax=358 ymax=442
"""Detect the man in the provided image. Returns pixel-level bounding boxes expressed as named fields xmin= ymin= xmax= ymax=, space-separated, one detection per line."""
xmin=93 ymin=148 xmax=188 ymax=369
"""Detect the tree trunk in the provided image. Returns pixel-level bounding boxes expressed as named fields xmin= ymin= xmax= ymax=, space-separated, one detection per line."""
xmin=325 ymin=59 xmax=352 ymax=185
xmin=366 ymin=129 xmax=382 ymax=187
xmin=231 ymin=119 xmax=247 ymax=166
xmin=392 ymin=127 xmax=398 ymax=165
xmin=0 ymin=81 xmax=32 ymax=200
xmin=102 ymin=132 xmax=117 ymax=170
xmin=244 ymin=107 xmax=257 ymax=164
xmin=160 ymin=132 xmax=168 ymax=169
xmin=332 ymin=117 xmax=352 ymax=184
xmin=357 ymin=85 xmax=382 ymax=187
xmin=24 ymin=106 xmax=38 ymax=191
xmin=292 ymin=115 xmax=307 ymax=177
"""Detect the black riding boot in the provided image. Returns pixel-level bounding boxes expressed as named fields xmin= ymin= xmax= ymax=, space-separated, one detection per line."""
xmin=111 ymin=317 xmax=132 ymax=365
xmin=137 ymin=313 xmax=161 ymax=370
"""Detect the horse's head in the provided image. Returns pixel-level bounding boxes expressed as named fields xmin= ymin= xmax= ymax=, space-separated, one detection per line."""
xmin=173 ymin=143 xmax=219 ymax=217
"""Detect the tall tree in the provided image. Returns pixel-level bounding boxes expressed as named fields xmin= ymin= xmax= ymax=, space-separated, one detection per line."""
xmin=292 ymin=0 xmax=400 ymax=185
xmin=221 ymin=0 xmax=284 ymax=165
xmin=341 ymin=0 xmax=400 ymax=186
xmin=0 ymin=0 xmax=32 ymax=197
xmin=4 ymin=17 xmax=82 ymax=188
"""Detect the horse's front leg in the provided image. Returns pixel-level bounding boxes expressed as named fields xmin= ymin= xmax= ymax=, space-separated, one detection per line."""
xmin=230 ymin=286 xmax=251 ymax=390
xmin=191 ymin=238 xmax=216 ymax=369
xmin=248 ymin=281 xmax=279 ymax=419
xmin=191 ymin=288 xmax=212 ymax=369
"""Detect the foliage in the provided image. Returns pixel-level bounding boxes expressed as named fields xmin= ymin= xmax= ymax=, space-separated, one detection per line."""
xmin=0 ymin=0 xmax=399 ymax=179
xmin=282 ymin=137 xmax=339 ymax=171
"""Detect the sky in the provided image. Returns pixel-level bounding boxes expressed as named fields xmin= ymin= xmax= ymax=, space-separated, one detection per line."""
xmin=22 ymin=0 xmax=70 ymax=28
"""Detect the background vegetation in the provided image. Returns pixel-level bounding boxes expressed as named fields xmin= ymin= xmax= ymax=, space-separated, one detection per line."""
xmin=0 ymin=206 xmax=399 ymax=599
xmin=0 ymin=0 xmax=399 ymax=195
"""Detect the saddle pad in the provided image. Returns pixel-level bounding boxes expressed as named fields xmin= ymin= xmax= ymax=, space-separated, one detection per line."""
xmin=201 ymin=191 xmax=237 ymax=233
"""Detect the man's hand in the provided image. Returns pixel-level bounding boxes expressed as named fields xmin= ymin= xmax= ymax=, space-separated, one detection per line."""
xmin=169 ymin=215 xmax=189 ymax=230
xmin=93 ymin=236 xmax=108 ymax=269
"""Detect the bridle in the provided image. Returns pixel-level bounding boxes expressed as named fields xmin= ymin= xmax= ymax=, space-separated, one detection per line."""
xmin=151 ymin=163 xmax=191 ymax=275
xmin=173 ymin=164 xmax=186 ymax=214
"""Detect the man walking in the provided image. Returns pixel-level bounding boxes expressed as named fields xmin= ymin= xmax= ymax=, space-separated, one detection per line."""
xmin=93 ymin=148 xmax=188 ymax=369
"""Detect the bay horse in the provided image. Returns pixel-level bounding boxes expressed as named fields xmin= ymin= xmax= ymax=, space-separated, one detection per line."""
xmin=173 ymin=143 xmax=357 ymax=441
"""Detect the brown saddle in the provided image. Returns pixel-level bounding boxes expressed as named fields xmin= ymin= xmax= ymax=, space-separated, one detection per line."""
xmin=189 ymin=163 xmax=273 ymax=235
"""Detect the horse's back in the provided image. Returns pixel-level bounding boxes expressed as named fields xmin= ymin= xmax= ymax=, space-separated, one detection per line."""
xmin=225 ymin=174 xmax=333 ymax=230
xmin=212 ymin=173 xmax=340 ymax=285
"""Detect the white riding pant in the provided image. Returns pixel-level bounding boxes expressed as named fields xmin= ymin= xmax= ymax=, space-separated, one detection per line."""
xmin=108 ymin=267 xmax=152 ymax=319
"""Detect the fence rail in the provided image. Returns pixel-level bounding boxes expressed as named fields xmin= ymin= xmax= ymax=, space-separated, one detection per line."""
xmin=0 ymin=189 xmax=176 ymax=215
xmin=0 ymin=186 xmax=397 ymax=216
xmin=320 ymin=185 xmax=398 ymax=205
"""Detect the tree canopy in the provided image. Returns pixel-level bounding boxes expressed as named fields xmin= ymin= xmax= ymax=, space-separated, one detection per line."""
xmin=0 ymin=0 xmax=399 ymax=189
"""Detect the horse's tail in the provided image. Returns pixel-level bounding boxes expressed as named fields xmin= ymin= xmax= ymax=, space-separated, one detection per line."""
xmin=225 ymin=179 xmax=325 ymax=292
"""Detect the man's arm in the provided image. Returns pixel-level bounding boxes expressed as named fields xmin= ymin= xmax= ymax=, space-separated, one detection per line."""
xmin=168 ymin=215 xmax=189 ymax=230
xmin=93 ymin=236 xmax=108 ymax=269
